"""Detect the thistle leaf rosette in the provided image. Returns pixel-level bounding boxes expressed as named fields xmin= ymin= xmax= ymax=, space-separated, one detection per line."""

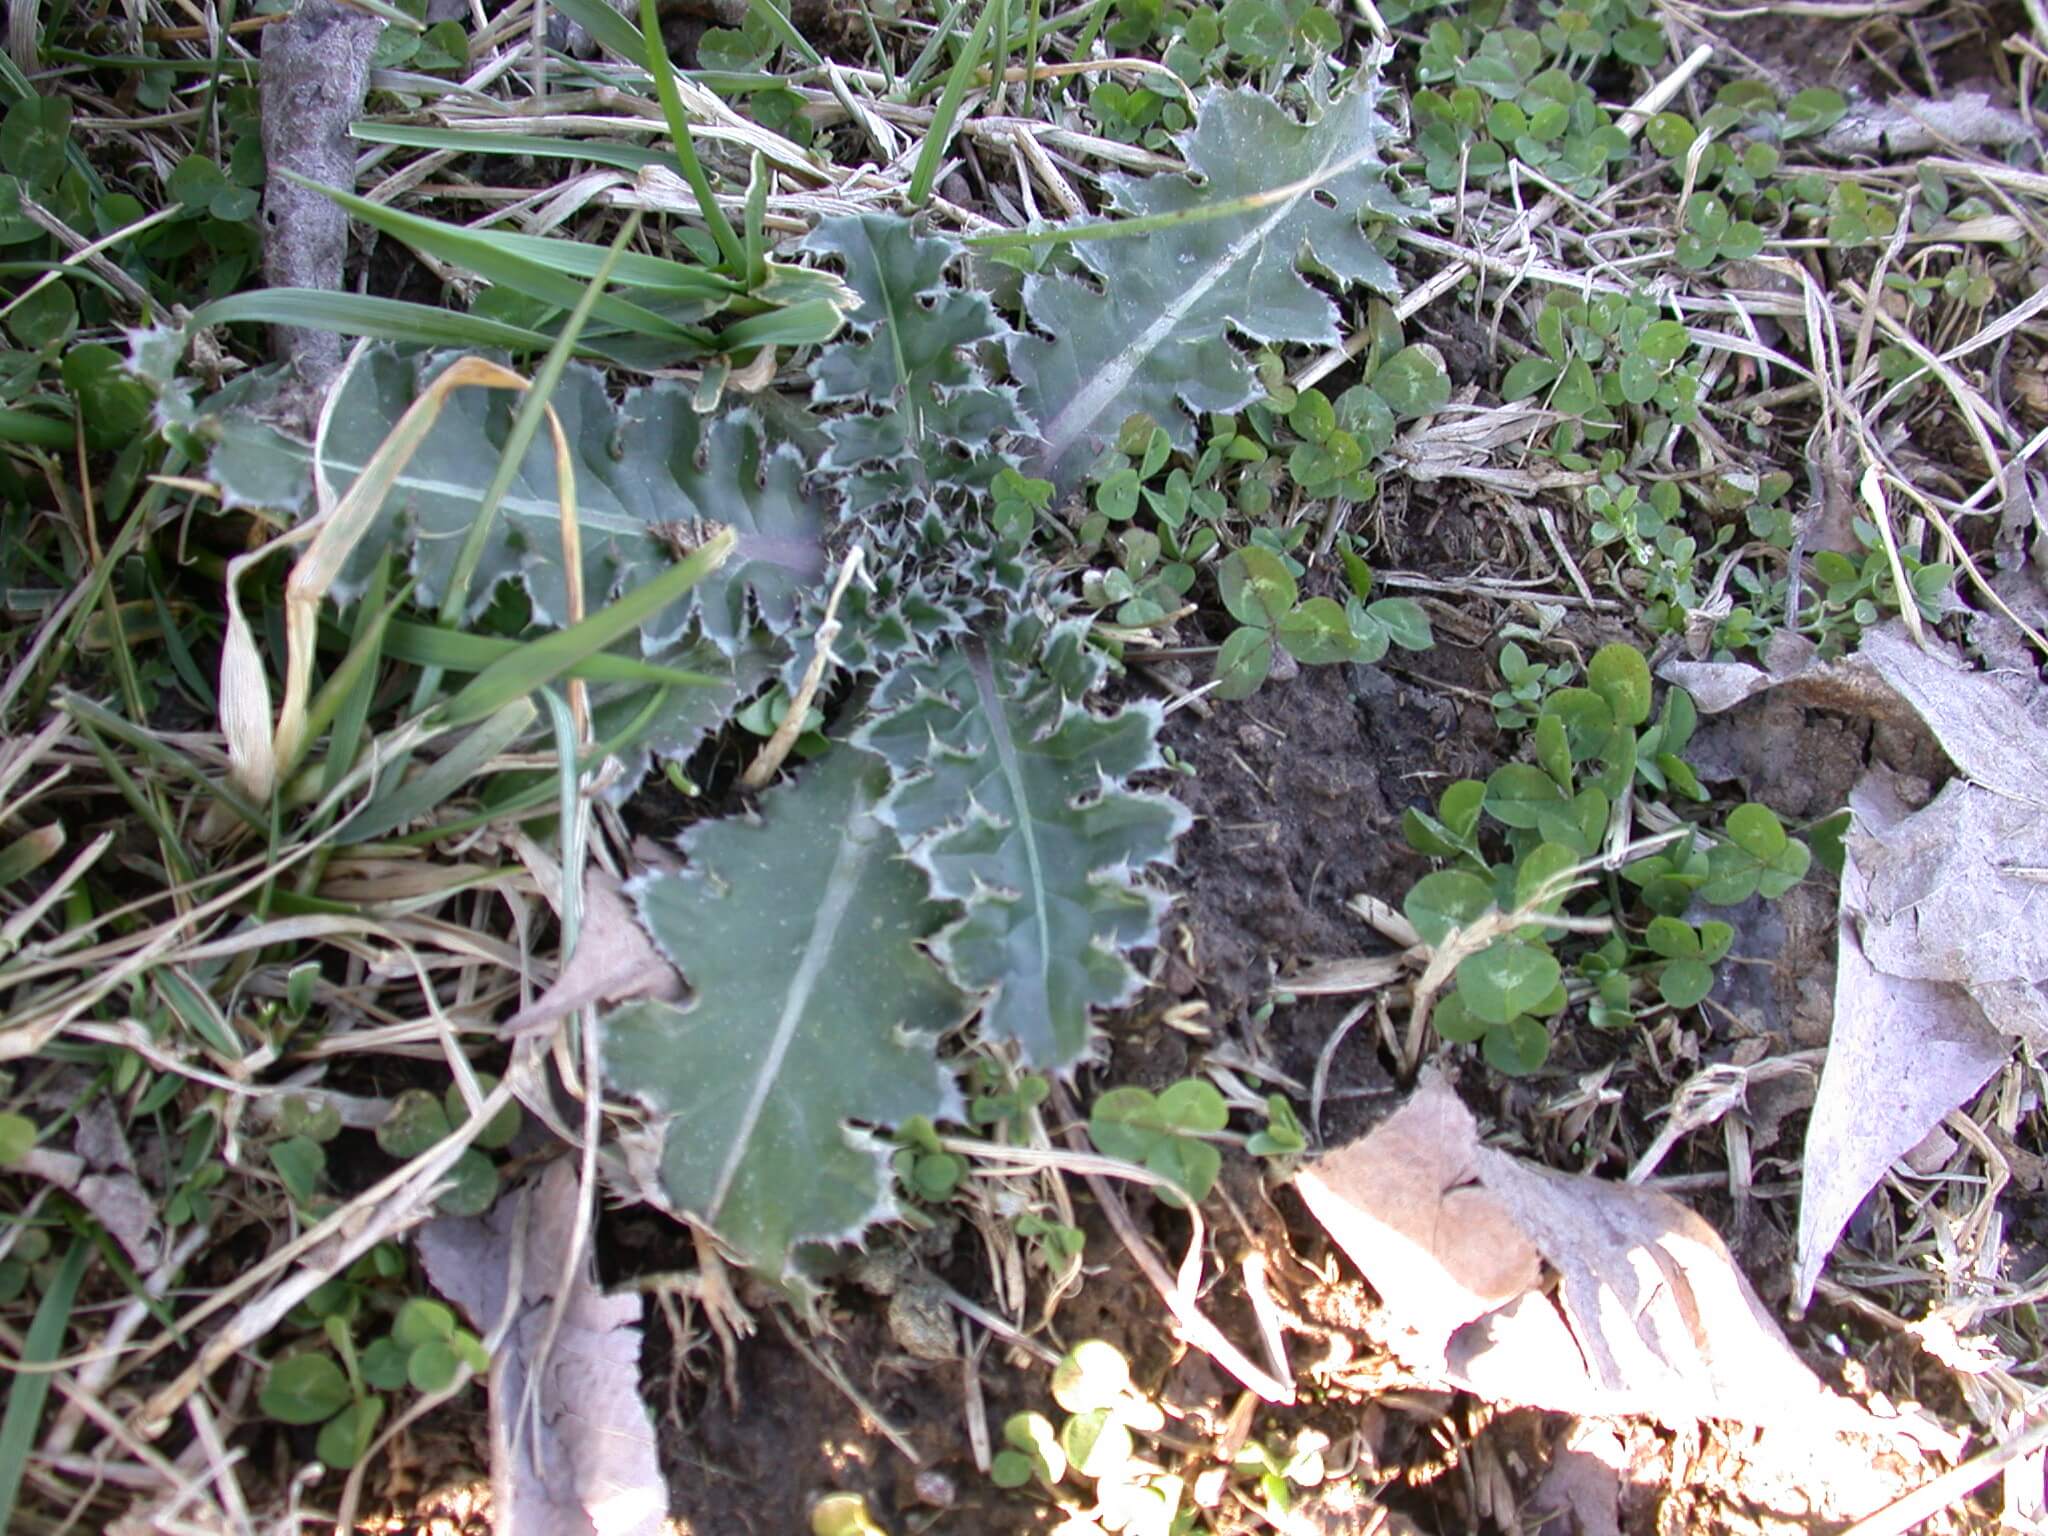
xmin=800 ymin=214 xmax=1031 ymax=512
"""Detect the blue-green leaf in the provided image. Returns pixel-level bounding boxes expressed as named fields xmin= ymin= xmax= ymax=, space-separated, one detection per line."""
xmin=1011 ymin=83 xmax=1410 ymax=484
xmin=857 ymin=619 xmax=1189 ymax=1068
xmin=605 ymin=744 xmax=972 ymax=1285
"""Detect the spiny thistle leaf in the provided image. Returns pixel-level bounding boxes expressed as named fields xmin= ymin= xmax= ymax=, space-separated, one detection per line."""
xmin=587 ymin=635 xmax=777 ymax=797
xmin=782 ymin=503 xmax=1034 ymax=689
xmin=1011 ymin=83 xmax=1409 ymax=485
xmin=855 ymin=617 xmax=1189 ymax=1069
xmin=204 ymin=346 xmax=827 ymax=654
xmin=603 ymin=742 xmax=970 ymax=1285
xmin=800 ymin=214 xmax=1030 ymax=511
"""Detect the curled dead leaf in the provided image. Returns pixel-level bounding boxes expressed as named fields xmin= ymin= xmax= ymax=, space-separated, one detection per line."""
xmin=1295 ymin=1075 xmax=1877 ymax=1435
xmin=417 ymin=1160 xmax=665 ymax=1536
xmin=501 ymin=867 xmax=683 ymax=1036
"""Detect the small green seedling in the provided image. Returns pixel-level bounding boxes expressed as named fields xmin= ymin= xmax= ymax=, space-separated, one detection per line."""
xmin=1235 ymin=1427 xmax=1330 ymax=1518
xmin=892 ymin=1115 xmax=965 ymax=1202
xmin=263 ymin=1252 xmax=489 ymax=1470
xmin=1015 ymin=1212 xmax=1086 ymax=1271
xmin=1489 ymin=640 xmax=1574 ymax=729
xmin=374 ymin=1078 xmax=522 ymax=1218
xmin=1088 ymin=1080 xmax=1227 ymax=1206
xmin=968 ymin=1062 xmax=1052 ymax=1132
xmin=1404 ymin=643 xmax=1820 ymax=1073
xmin=991 ymin=1340 xmax=1182 ymax=1533
xmin=1676 ymin=192 xmax=1765 ymax=270
xmin=1245 ymin=1094 xmax=1306 ymax=1158
xmin=1213 ymin=546 xmax=1431 ymax=700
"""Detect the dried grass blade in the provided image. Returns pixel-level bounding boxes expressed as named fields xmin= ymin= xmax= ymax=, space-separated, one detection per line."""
xmin=217 ymin=355 xmax=533 ymax=804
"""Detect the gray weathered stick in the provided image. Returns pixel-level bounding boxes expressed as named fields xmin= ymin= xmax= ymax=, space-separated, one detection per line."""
xmin=259 ymin=0 xmax=383 ymax=389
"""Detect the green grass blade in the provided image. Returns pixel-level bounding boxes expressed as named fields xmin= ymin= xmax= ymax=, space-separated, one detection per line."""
xmin=0 ymin=406 xmax=72 ymax=447
xmin=338 ymin=698 xmax=539 ymax=845
xmin=351 ymin=123 xmax=675 ymax=177
xmin=909 ymin=0 xmax=998 ymax=210
xmin=743 ymin=151 xmax=769 ymax=290
xmin=433 ymin=529 xmax=735 ymax=727
xmin=387 ymin=684 xmax=678 ymax=846
xmin=305 ymin=562 xmax=411 ymax=794
xmin=0 ymin=825 xmax=62 ymax=885
xmin=304 ymin=162 xmax=741 ymax=298
xmin=61 ymin=693 xmax=268 ymax=834
xmin=1020 ymin=0 xmax=1043 ymax=111
xmin=147 ymin=579 xmax=216 ymax=713
xmin=190 ymin=290 xmax=563 ymax=352
xmin=715 ymin=295 xmax=847 ymax=351
xmin=988 ymin=0 xmax=1010 ymax=109
xmin=541 ymin=0 xmax=647 ymax=65
xmin=744 ymin=0 xmax=823 ymax=67
xmin=638 ymin=0 xmax=747 ymax=272
xmin=154 ymin=966 xmax=245 ymax=1059
xmin=439 ymin=211 xmax=646 ymax=628
xmin=900 ymin=0 xmax=970 ymax=99
xmin=285 ymin=174 xmax=716 ymax=340
xmin=0 ymin=1239 xmax=90 ymax=1532
xmin=373 ymin=619 xmax=725 ymax=688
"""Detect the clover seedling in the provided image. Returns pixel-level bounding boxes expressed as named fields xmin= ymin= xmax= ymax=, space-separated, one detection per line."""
xmin=1677 ymin=192 xmax=1765 ymax=270
xmin=892 ymin=1115 xmax=965 ymax=1203
xmin=1015 ymin=1212 xmax=1086 ymax=1270
xmin=1489 ymin=640 xmax=1573 ymax=728
xmin=993 ymin=1338 xmax=1178 ymax=1529
xmin=992 ymin=1409 xmax=1067 ymax=1489
xmin=364 ymin=1296 xmax=490 ymax=1396
xmin=374 ymin=1078 xmax=522 ymax=1218
xmin=1405 ymin=643 xmax=1819 ymax=1072
xmin=1215 ymin=545 xmax=1431 ymax=700
xmin=1702 ymin=803 xmax=1811 ymax=903
xmin=968 ymin=1063 xmax=1051 ymax=1131
xmin=1088 ymin=1080 xmax=1227 ymax=1205
xmin=264 ymin=1242 xmax=487 ymax=1471
xmin=1246 ymin=1094 xmax=1307 ymax=1158
xmin=1236 ymin=1428 xmax=1330 ymax=1517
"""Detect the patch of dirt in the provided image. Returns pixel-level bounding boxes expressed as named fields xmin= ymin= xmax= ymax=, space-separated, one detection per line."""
xmin=1150 ymin=635 xmax=1498 ymax=1142
xmin=1709 ymin=0 xmax=2029 ymax=102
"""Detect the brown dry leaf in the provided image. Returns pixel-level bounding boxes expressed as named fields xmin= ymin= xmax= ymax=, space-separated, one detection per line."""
xmin=502 ymin=867 xmax=683 ymax=1036
xmin=1658 ymin=630 xmax=1913 ymax=722
xmin=1295 ymin=1076 xmax=1872 ymax=1433
xmin=1855 ymin=622 xmax=2048 ymax=805
xmin=1662 ymin=622 xmax=2048 ymax=1306
xmin=1815 ymin=92 xmax=2032 ymax=156
xmin=13 ymin=1096 xmax=162 ymax=1269
xmin=1789 ymin=626 xmax=2048 ymax=1305
xmin=17 ymin=1149 xmax=162 ymax=1270
xmin=417 ymin=1160 xmax=665 ymax=1536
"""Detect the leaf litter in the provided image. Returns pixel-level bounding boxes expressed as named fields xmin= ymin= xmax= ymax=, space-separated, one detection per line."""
xmin=1667 ymin=621 xmax=2048 ymax=1306
xmin=1295 ymin=1073 xmax=1882 ymax=1435
xmin=417 ymin=1158 xmax=666 ymax=1536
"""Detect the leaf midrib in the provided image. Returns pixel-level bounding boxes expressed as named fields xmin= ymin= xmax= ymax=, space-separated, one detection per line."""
xmin=705 ymin=790 xmax=877 ymax=1219
xmin=965 ymin=640 xmax=1052 ymax=1050
xmin=1034 ymin=121 xmax=1379 ymax=471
